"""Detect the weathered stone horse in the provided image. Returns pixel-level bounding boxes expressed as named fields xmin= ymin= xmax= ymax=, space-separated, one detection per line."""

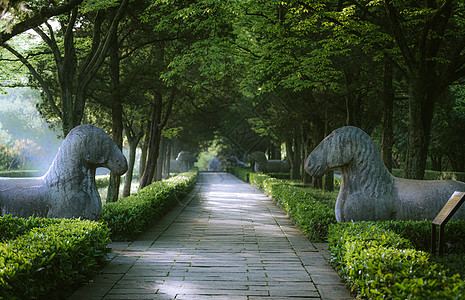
xmin=305 ymin=126 xmax=465 ymax=222
xmin=169 ymin=151 xmax=197 ymax=173
xmin=248 ymin=151 xmax=290 ymax=173
xmin=0 ymin=125 xmax=128 ymax=220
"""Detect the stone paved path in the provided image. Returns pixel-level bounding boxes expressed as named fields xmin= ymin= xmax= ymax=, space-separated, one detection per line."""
xmin=69 ymin=172 xmax=352 ymax=300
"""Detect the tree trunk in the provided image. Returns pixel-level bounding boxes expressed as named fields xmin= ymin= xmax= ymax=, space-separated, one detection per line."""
xmin=139 ymin=92 xmax=163 ymax=189
xmin=403 ymin=73 xmax=436 ymax=179
xmin=430 ymin=154 xmax=442 ymax=172
xmin=312 ymin=118 xmax=325 ymax=189
xmin=301 ymin=127 xmax=310 ymax=184
xmin=163 ymin=139 xmax=172 ymax=179
xmin=122 ymin=124 xmax=143 ymax=198
xmin=139 ymin=123 xmax=150 ymax=180
xmin=381 ymin=59 xmax=394 ymax=172
xmin=155 ymin=137 xmax=166 ymax=182
xmin=122 ymin=140 xmax=137 ymax=197
xmin=291 ymin=134 xmax=301 ymax=180
xmin=323 ymin=170 xmax=334 ymax=192
xmin=106 ymin=28 xmax=123 ymax=203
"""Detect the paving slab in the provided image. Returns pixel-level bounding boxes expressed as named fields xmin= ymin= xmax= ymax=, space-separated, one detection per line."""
xmin=69 ymin=172 xmax=352 ymax=300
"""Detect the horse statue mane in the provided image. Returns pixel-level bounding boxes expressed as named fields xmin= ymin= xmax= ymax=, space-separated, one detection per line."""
xmin=305 ymin=126 xmax=465 ymax=222
xmin=0 ymin=125 xmax=128 ymax=220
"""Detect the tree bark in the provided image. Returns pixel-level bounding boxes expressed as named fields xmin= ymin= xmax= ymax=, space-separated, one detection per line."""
xmin=301 ymin=126 xmax=310 ymax=184
xmin=106 ymin=25 xmax=123 ymax=203
xmin=140 ymin=92 xmax=163 ymax=189
xmin=403 ymin=72 xmax=436 ymax=179
xmin=323 ymin=170 xmax=334 ymax=192
xmin=311 ymin=118 xmax=325 ymax=189
xmin=381 ymin=59 xmax=394 ymax=172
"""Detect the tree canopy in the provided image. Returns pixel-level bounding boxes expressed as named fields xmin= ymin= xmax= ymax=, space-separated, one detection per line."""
xmin=1 ymin=0 xmax=465 ymax=198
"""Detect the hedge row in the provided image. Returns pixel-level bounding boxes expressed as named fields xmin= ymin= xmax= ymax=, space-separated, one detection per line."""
xmin=392 ymin=168 xmax=465 ymax=181
xmin=249 ymin=173 xmax=336 ymax=241
xmin=0 ymin=217 xmax=110 ymax=299
xmin=328 ymin=222 xmax=465 ymax=299
xmin=0 ymin=214 xmax=63 ymax=242
xmin=100 ymin=171 xmax=198 ymax=241
xmin=0 ymin=170 xmax=45 ymax=177
xmin=225 ymin=166 xmax=252 ymax=182
xmin=242 ymin=171 xmax=465 ymax=297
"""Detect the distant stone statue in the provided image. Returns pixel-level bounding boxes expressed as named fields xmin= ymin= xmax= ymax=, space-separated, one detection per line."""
xmin=0 ymin=125 xmax=128 ymax=220
xmin=208 ymin=157 xmax=223 ymax=171
xmin=169 ymin=151 xmax=197 ymax=173
xmin=248 ymin=151 xmax=290 ymax=173
xmin=305 ymin=126 xmax=465 ymax=222
xmin=227 ymin=156 xmax=248 ymax=167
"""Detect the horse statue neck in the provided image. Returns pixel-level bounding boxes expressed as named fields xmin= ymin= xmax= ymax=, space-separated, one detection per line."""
xmin=338 ymin=129 xmax=395 ymax=197
xmin=43 ymin=135 xmax=94 ymax=192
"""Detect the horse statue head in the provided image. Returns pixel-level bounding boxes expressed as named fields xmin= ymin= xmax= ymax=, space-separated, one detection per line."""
xmin=305 ymin=126 xmax=386 ymax=178
xmin=77 ymin=125 xmax=128 ymax=175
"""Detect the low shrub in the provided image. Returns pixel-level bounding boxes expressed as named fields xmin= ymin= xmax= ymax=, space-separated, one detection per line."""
xmin=249 ymin=172 xmax=270 ymax=190
xmin=225 ymin=166 xmax=252 ymax=182
xmin=249 ymin=173 xmax=336 ymax=242
xmin=100 ymin=171 xmax=198 ymax=241
xmin=392 ymin=169 xmax=465 ymax=181
xmin=0 ymin=170 xmax=46 ymax=177
xmin=265 ymin=172 xmax=290 ymax=179
xmin=0 ymin=215 xmax=61 ymax=242
xmin=376 ymin=219 xmax=465 ymax=253
xmin=328 ymin=222 xmax=465 ymax=299
xmin=0 ymin=218 xmax=110 ymax=299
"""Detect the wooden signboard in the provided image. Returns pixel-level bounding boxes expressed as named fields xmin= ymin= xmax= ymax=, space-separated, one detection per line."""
xmin=431 ymin=191 xmax=465 ymax=255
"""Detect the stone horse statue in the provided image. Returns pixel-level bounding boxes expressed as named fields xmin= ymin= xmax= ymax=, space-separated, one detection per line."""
xmin=248 ymin=151 xmax=290 ymax=173
xmin=0 ymin=125 xmax=128 ymax=220
xmin=169 ymin=151 xmax=197 ymax=173
xmin=305 ymin=126 xmax=465 ymax=222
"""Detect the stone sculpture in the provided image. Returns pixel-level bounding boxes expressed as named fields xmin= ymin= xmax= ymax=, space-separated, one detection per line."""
xmin=226 ymin=156 xmax=248 ymax=167
xmin=248 ymin=151 xmax=290 ymax=173
xmin=0 ymin=125 xmax=128 ymax=220
xmin=208 ymin=157 xmax=223 ymax=171
xmin=305 ymin=126 xmax=465 ymax=222
xmin=169 ymin=151 xmax=197 ymax=173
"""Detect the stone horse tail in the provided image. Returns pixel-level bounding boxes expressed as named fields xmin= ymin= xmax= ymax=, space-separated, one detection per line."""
xmin=305 ymin=126 xmax=465 ymax=222
xmin=0 ymin=125 xmax=128 ymax=220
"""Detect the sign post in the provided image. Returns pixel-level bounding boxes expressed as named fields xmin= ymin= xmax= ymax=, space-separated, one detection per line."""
xmin=431 ymin=192 xmax=465 ymax=255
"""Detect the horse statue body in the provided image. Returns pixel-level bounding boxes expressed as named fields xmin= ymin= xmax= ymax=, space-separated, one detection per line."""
xmin=169 ymin=151 xmax=197 ymax=173
xmin=248 ymin=151 xmax=290 ymax=173
xmin=305 ymin=126 xmax=465 ymax=222
xmin=0 ymin=125 xmax=128 ymax=220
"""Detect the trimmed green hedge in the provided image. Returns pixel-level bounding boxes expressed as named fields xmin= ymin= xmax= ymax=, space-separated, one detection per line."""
xmin=0 ymin=217 xmax=110 ymax=299
xmin=249 ymin=173 xmax=336 ymax=241
xmin=328 ymin=222 xmax=465 ymax=299
xmin=0 ymin=170 xmax=46 ymax=177
xmin=100 ymin=171 xmax=198 ymax=241
xmin=392 ymin=169 xmax=465 ymax=181
xmin=225 ymin=166 xmax=252 ymax=182
xmin=376 ymin=220 xmax=465 ymax=253
xmin=0 ymin=214 xmax=63 ymax=242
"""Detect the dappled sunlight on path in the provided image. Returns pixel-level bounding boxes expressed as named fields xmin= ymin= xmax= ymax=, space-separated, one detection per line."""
xmin=70 ymin=172 xmax=352 ymax=300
